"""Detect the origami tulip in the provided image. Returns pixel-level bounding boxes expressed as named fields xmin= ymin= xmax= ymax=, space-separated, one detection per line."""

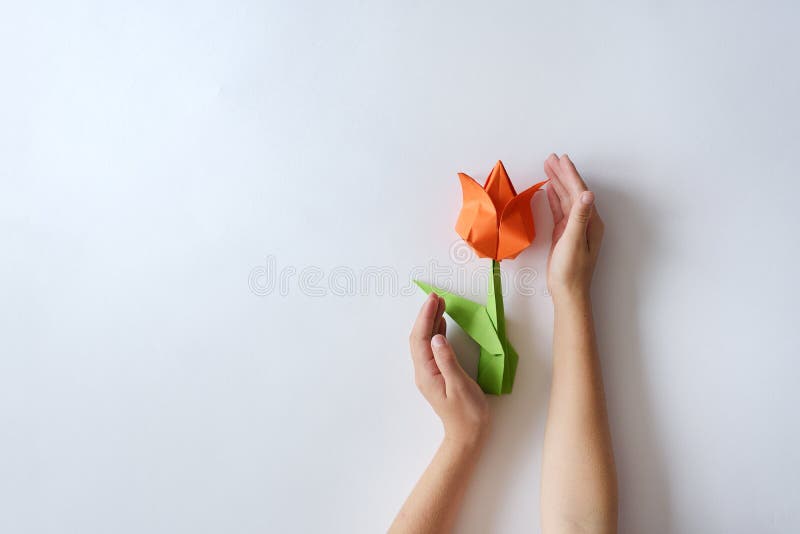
xmin=415 ymin=161 xmax=547 ymax=395
xmin=455 ymin=160 xmax=547 ymax=261
xmin=415 ymin=262 xmax=517 ymax=395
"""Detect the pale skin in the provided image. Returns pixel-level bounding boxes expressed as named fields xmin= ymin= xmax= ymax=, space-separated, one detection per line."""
xmin=389 ymin=154 xmax=617 ymax=534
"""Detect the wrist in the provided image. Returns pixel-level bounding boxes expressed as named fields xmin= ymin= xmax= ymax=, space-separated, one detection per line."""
xmin=550 ymin=287 xmax=592 ymax=309
xmin=443 ymin=421 xmax=489 ymax=453
xmin=441 ymin=433 xmax=486 ymax=460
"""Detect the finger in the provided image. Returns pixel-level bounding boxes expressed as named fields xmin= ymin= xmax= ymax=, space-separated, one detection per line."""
xmin=409 ymin=293 xmax=439 ymax=369
xmin=546 ymin=183 xmax=563 ymax=224
xmin=431 ymin=295 xmax=445 ymax=338
xmin=437 ymin=315 xmax=447 ymax=337
xmin=544 ymin=153 xmax=561 ymax=183
xmin=563 ymin=190 xmax=595 ymax=246
xmin=545 ymin=154 xmax=571 ymax=216
xmin=559 ymin=154 xmax=589 ymax=198
xmin=431 ymin=334 xmax=467 ymax=389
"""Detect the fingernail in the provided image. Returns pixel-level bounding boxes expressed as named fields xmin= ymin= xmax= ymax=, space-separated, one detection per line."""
xmin=580 ymin=191 xmax=594 ymax=205
xmin=431 ymin=334 xmax=447 ymax=348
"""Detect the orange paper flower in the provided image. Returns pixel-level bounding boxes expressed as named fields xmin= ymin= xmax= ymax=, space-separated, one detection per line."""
xmin=455 ymin=161 xmax=547 ymax=261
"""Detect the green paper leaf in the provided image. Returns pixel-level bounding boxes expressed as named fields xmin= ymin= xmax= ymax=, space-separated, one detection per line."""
xmin=477 ymin=347 xmax=504 ymax=395
xmin=413 ymin=280 xmax=504 ymax=355
xmin=501 ymin=341 xmax=518 ymax=394
xmin=414 ymin=278 xmax=519 ymax=395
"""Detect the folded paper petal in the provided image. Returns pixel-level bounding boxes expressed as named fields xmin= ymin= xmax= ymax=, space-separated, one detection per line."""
xmin=455 ymin=161 xmax=547 ymax=261
xmin=496 ymin=179 xmax=548 ymax=260
xmin=455 ymin=173 xmax=498 ymax=259
xmin=483 ymin=160 xmax=517 ymax=212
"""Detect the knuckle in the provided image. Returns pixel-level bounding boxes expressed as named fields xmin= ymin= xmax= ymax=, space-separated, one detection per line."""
xmin=437 ymin=347 xmax=454 ymax=361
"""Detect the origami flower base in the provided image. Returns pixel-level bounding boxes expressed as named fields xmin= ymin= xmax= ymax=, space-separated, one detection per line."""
xmin=414 ymin=260 xmax=518 ymax=395
xmin=477 ymin=336 xmax=518 ymax=396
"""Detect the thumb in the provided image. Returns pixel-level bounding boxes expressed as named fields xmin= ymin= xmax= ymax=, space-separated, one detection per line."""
xmin=431 ymin=335 xmax=466 ymax=383
xmin=564 ymin=191 xmax=595 ymax=244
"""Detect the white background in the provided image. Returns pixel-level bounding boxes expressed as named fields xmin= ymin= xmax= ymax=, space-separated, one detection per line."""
xmin=2 ymin=1 xmax=799 ymax=533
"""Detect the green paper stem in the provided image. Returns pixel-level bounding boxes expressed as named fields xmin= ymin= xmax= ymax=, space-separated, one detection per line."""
xmin=487 ymin=259 xmax=506 ymax=340
xmin=414 ymin=259 xmax=519 ymax=396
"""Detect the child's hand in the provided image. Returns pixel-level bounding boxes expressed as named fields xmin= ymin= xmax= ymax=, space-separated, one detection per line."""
xmin=544 ymin=153 xmax=605 ymax=301
xmin=409 ymin=293 xmax=490 ymax=448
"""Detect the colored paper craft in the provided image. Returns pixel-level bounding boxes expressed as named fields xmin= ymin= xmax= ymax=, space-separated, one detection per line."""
xmin=456 ymin=161 xmax=547 ymax=261
xmin=416 ymin=161 xmax=546 ymax=395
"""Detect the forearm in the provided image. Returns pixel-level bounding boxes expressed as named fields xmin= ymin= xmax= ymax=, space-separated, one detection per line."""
xmin=389 ymin=438 xmax=482 ymax=534
xmin=541 ymin=292 xmax=617 ymax=533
